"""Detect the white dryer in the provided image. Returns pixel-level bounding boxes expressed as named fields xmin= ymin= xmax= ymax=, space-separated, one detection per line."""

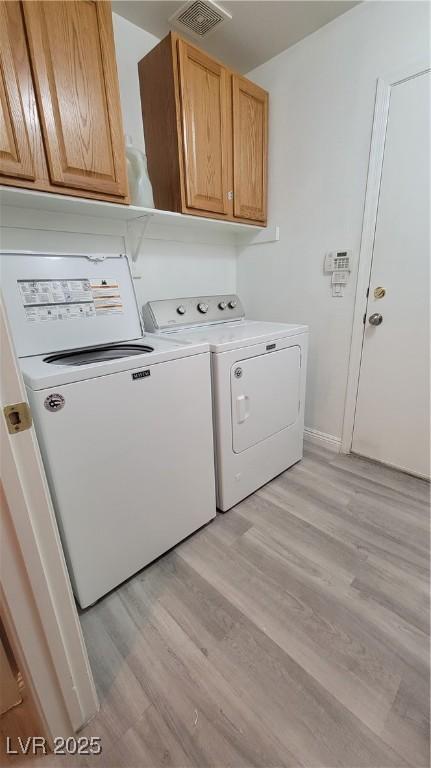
xmin=143 ymin=295 xmax=308 ymax=511
xmin=1 ymin=253 xmax=216 ymax=608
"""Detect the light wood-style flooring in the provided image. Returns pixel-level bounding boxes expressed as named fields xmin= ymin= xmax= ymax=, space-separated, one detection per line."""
xmin=2 ymin=443 xmax=430 ymax=767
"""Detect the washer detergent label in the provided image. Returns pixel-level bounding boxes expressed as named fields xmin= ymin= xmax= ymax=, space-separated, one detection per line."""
xmin=44 ymin=393 xmax=65 ymax=412
xmin=18 ymin=279 xmax=123 ymax=321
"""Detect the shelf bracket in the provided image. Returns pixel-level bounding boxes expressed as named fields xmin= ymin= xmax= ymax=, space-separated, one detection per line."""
xmin=126 ymin=214 xmax=154 ymax=263
xmin=239 ymin=224 xmax=280 ymax=246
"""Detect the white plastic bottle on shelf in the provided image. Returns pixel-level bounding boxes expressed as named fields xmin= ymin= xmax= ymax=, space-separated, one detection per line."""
xmin=125 ymin=135 xmax=154 ymax=208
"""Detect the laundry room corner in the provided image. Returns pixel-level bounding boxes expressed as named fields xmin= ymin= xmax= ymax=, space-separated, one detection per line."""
xmin=1 ymin=1 xmax=429 ymax=764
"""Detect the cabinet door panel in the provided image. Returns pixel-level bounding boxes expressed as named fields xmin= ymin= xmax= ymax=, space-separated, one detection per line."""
xmin=22 ymin=0 xmax=127 ymax=197
xmin=232 ymin=75 xmax=267 ymax=222
xmin=0 ymin=1 xmax=35 ymax=180
xmin=177 ymin=40 xmax=230 ymax=215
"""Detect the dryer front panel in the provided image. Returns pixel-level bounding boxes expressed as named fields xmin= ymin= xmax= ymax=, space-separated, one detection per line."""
xmin=231 ymin=345 xmax=301 ymax=454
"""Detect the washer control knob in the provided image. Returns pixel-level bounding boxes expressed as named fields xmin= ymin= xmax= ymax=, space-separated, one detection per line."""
xmin=176 ymin=305 xmax=186 ymax=315
xmin=197 ymin=302 xmax=209 ymax=314
xmin=218 ymin=301 xmax=227 ymax=310
xmin=228 ymin=299 xmax=238 ymax=309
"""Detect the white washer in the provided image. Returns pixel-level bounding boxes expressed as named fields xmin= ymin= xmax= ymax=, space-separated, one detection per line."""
xmin=143 ymin=295 xmax=308 ymax=511
xmin=1 ymin=253 xmax=216 ymax=608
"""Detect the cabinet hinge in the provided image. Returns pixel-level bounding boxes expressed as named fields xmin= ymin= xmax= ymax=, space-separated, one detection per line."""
xmin=227 ymin=191 xmax=233 ymax=201
xmin=3 ymin=402 xmax=32 ymax=434
xmin=363 ymin=313 xmax=366 ymax=325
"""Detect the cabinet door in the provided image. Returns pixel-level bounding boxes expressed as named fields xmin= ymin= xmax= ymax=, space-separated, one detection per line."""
xmin=22 ymin=1 xmax=128 ymax=198
xmin=0 ymin=1 xmax=35 ymax=180
xmin=177 ymin=39 xmax=230 ymax=215
xmin=232 ymin=75 xmax=268 ymax=222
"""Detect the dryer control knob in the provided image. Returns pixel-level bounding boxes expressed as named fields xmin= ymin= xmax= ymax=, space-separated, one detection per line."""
xmin=228 ymin=299 xmax=238 ymax=309
xmin=218 ymin=301 xmax=227 ymax=310
xmin=197 ymin=302 xmax=209 ymax=313
xmin=176 ymin=305 xmax=186 ymax=315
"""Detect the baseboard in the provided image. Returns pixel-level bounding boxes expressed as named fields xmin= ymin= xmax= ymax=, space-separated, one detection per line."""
xmin=304 ymin=427 xmax=342 ymax=452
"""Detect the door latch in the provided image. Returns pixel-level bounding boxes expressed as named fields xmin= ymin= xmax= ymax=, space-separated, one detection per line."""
xmin=3 ymin=402 xmax=32 ymax=434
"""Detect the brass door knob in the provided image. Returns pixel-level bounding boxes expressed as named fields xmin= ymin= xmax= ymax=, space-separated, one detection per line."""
xmin=374 ymin=287 xmax=386 ymax=299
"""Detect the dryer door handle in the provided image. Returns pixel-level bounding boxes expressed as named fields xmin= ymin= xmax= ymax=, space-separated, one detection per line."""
xmin=236 ymin=394 xmax=250 ymax=424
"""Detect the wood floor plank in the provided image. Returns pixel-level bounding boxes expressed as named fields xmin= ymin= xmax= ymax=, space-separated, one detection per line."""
xmin=233 ymin=490 xmax=364 ymax=585
xmin=330 ymin=452 xmax=430 ymax=504
xmin=94 ymin=581 xmax=297 ymax=767
xmin=351 ymin=553 xmax=429 ymax=634
xmin=381 ymin=666 xmax=430 ymax=768
xmin=79 ymin=604 xmax=151 ymax=751
xmin=66 ymin=449 xmax=428 ymax=767
xmin=178 ymin=526 xmax=403 ymax=735
xmin=156 ymin=553 xmax=408 ymax=768
xmin=1 ymin=441 xmax=428 ymax=768
xmin=265 ymin=473 xmax=429 ymax=578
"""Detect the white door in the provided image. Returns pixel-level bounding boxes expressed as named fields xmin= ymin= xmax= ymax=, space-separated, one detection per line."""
xmin=231 ymin=345 xmax=301 ymax=453
xmin=352 ymin=70 xmax=430 ymax=478
xmin=0 ymin=298 xmax=98 ymax=738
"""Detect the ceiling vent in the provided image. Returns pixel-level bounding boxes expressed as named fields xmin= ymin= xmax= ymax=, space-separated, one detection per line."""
xmin=169 ymin=0 xmax=232 ymax=39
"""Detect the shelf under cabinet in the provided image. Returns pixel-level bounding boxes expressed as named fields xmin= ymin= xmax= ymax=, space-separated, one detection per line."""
xmin=0 ymin=186 xmax=279 ymax=247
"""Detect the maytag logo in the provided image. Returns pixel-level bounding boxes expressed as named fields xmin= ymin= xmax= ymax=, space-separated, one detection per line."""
xmin=132 ymin=370 xmax=150 ymax=380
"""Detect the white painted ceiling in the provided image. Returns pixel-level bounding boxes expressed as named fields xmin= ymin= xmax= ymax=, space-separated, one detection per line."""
xmin=112 ymin=0 xmax=359 ymax=73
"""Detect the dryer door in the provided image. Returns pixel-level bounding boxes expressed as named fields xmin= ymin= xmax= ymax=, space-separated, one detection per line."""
xmin=231 ymin=345 xmax=301 ymax=453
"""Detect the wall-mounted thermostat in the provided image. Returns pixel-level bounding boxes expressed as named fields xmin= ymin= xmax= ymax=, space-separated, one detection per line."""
xmin=324 ymin=250 xmax=352 ymax=297
xmin=324 ymin=251 xmax=352 ymax=273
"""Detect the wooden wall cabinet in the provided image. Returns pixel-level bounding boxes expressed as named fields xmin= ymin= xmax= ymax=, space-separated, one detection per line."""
xmin=139 ymin=33 xmax=268 ymax=226
xmin=0 ymin=1 xmax=129 ymax=204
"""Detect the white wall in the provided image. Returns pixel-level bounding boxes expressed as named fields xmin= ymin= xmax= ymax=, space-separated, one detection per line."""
xmin=112 ymin=13 xmax=159 ymax=152
xmin=130 ymin=239 xmax=236 ymax=308
xmin=237 ymin=0 xmax=430 ymax=442
xmin=0 ymin=208 xmax=236 ymax=315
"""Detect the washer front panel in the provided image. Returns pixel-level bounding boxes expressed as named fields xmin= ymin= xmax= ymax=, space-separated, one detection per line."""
xmin=26 ymin=352 xmax=216 ymax=607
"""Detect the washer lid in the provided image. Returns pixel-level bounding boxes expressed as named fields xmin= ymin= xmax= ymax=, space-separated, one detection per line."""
xmin=44 ymin=342 xmax=155 ymax=366
xmin=19 ymin=334 xmax=210 ymax=390
xmin=0 ymin=253 xmax=142 ymax=357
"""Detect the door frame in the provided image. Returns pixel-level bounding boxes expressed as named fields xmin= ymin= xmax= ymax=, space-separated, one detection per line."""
xmin=341 ymin=61 xmax=430 ymax=453
xmin=0 ymin=297 xmax=98 ymax=744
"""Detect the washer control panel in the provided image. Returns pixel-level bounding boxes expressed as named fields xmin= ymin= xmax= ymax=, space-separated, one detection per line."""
xmin=143 ymin=295 xmax=245 ymax=331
